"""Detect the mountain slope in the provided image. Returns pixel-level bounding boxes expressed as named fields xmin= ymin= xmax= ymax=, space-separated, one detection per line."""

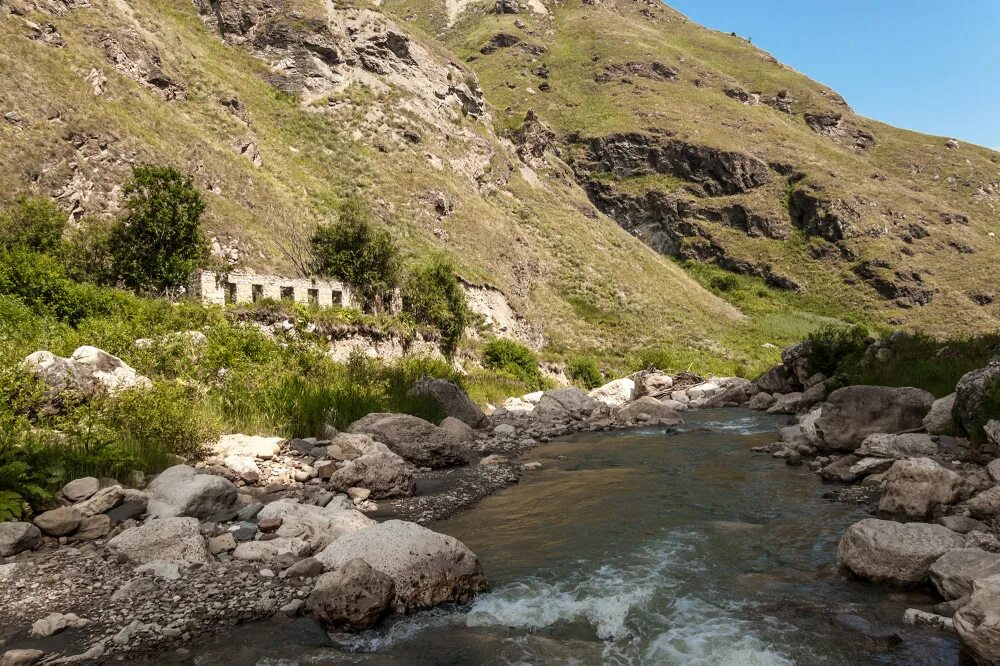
xmin=388 ymin=0 xmax=1000 ymax=334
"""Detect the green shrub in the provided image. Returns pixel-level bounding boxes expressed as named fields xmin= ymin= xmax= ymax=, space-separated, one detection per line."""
xmin=310 ymin=197 xmax=399 ymax=310
xmin=0 ymin=196 xmax=67 ymax=254
xmin=806 ymin=324 xmax=869 ymax=379
xmin=482 ymin=338 xmax=544 ymax=389
xmin=401 ymin=256 xmax=470 ymax=355
xmin=568 ymin=355 xmax=603 ymax=389
xmin=108 ymin=165 xmax=207 ymax=293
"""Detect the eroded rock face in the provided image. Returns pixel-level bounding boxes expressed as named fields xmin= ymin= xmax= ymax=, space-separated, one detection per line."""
xmin=145 ymin=465 xmax=238 ymax=521
xmin=929 ymin=548 xmax=1000 ymax=601
xmin=955 ymin=574 xmax=1000 ymax=664
xmin=877 ymin=458 xmax=963 ymax=520
xmin=347 ymin=413 xmax=468 ymax=468
xmin=315 ymin=520 xmax=488 ymax=612
xmin=107 ymin=517 xmax=211 ymax=564
xmin=836 ymin=518 xmax=964 ymax=587
xmin=409 ymin=377 xmax=485 ymax=427
xmin=816 ymin=386 xmax=935 ymax=451
xmin=306 ymin=558 xmax=395 ymax=632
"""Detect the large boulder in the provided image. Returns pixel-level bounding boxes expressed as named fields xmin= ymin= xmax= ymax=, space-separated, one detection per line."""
xmin=753 ymin=364 xmax=800 ymax=394
xmin=588 ymin=378 xmax=635 ymax=407
xmin=955 ymin=574 xmax=1000 ymax=664
xmin=781 ymin=341 xmax=816 ymax=386
xmin=614 ymin=396 xmax=683 ymax=426
xmin=766 ymin=392 xmax=804 ymax=415
xmin=22 ymin=346 xmax=150 ymax=399
xmin=33 ymin=506 xmax=81 ymax=537
xmin=929 ymin=548 xmax=1000 ymax=600
xmin=877 ymin=458 xmax=963 ymax=519
xmin=255 ymin=499 xmax=374 ymax=552
xmin=306 ymin=558 xmax=395 ymax=632
xmin=855 ymin=433 xmax=938 ymax=459
xmin=816 ymin=386 xmax=935 ymax=451
xmin=145 ymin=465 xmax=238 ymax=521
xmin=0 ymin=522 xmax=41 ymax=557
xmin=748 ymin=392 xmax=777 ymax=411
xmin=534 ymin=387 xmax=599 ymax=421
xmin=439 ymin=416 xmax=475 ymax=442
xmin=409 ymin=378 xmax=486 ymax=428
xmin=315 ymin=520 xmax=488 ymax=612
xmin=954 ymin=359 xmax=1000 ymax=443
xmin=923 ymin=393 xmax=957 ymax=435
xmin=837 ymin=518 xmax=964 ymax=586
xmin=347 ymin=413 xmax=468 ymax=468
xmin=329 ymin=446 xmax=415 ymax=499
xmin=61 ymin=477 xmax=99 ymax=502
xmin=107 ymin=517 xmax=211 ymax=564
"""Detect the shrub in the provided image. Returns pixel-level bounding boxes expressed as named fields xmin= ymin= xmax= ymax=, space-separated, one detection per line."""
xmin=108 ymin=165 xmax=207 ymax=293
xmin=0 ymin=197 xmax=67 ymax=254
xmin=310 ymin=197 xmax=399 ymax=310
xmin=482 ymin=338 xmax=543 ymax=389
xmin=806 ymin=324 xmax=869 ymax=379
xmin=401 ymin=256 xmax=470 ymax=355
xmin=568 ymin=355 xmax=603 ymax=389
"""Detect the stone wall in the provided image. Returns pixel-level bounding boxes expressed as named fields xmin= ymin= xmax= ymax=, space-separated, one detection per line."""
xmin=189 ymin=270 xmax=354 ymax=308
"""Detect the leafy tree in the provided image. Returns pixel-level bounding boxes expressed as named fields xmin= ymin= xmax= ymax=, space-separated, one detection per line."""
xmin=108 ymin=165 xmax=207 ymax=293
xmin=0 ymin=196 xmax=67 ymax=254
xmin=401 ymin=255 xmax=470 ymax=355
xmin=310 ymin=197 xmax=399 ymax=310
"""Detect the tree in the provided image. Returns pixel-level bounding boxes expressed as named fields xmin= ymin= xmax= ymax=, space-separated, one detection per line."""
xmin=0 ymin=197 xmax=66 ymax=254
xmin=401 ymin=255 xmax=470 ymax=355
xmin=310 ymin=197 xmax=399 ymax=310
xmin=108 ymin=165 xmax=207 ymax=293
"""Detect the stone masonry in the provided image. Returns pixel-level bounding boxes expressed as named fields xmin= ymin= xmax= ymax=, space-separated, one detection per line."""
xmin=189 ymin=270 xmax=354 ymax=308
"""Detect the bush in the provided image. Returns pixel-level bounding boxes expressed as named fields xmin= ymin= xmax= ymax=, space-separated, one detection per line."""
xmin=401 ymin=256 xmax=470 ymax=355
xmin=806 ymin=324 xmax=869 ymax=379
xmin=568 ymin=355 xmax=603 ymax=389
xmin=310 ymin=197 xmax=399 ymax=310
xmin=108 ymin=165 xmax=207 ymax=293
xmin=0 ymin=197 xmax=67 ymax=254
xmin=482 ymin=338 xmax=544 ymax=389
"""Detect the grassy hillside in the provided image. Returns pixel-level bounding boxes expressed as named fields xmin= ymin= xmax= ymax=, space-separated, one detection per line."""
xmin=388 ymin=0 xmax=1000 ymax=337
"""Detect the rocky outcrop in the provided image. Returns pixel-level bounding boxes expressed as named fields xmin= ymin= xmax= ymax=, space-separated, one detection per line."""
xmin=22 ymin=346 xmax=150 ymax=404
xmin=409 ymin=377 xmax=486 ymax=427
xmin=815 ymin=386 xmax=935 ymax=451
xmin=955 ymin=574 xmax=1000 ymax=664
xmin=513 ymin=110 xmax=557 ymax=165
xmin=787 ymin=188 xmax=860 ymax=242
xmin=837 ymin=518 xmax=964 ymax=587
xmin=851 ymin=260 xmax=936 ymax=309
xmin=877 ymin=458 xmax=963 ymax=520
xmin=107 ymin=517 xmax=212 ymax=564
xmin=145 ymin=465 xmax=238 ymax=521
xmin=347 ymin=413 xmax=468 ymax=468
xmin=595 ymin=61 xmax=679 ymax=83
xmin=315 ymin=520 xmax=488 ymax=612
xmin=306 ymin=558 xmax=395 ymax=632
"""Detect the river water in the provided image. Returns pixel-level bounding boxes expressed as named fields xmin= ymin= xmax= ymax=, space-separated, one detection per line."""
xmin=185 ymin=408 xmax=959 ymax=665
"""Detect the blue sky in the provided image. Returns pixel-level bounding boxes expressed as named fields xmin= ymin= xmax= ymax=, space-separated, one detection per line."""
xmin=666 ymin=1 xmax=1000 ymax=150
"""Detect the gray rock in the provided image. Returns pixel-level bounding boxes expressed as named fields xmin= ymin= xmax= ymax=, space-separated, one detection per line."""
xmin=748 ymin=391 xmax=777 ymax=411
xmin=61 ymin=477 xmax=99 ymax=503
xmin=145 ymin=465 xmax=238 ymax=521
xmin=236 ymin=502 xmax=264 ymax=521
xmin=232 ymin=537 xmax=309 ymax=564
xmin=34 ymin=506 xmax=81 ymax=537
xmin=223 ymin=455 xmax=261 ymax=484
xmin=929 ymin=548 xmax=1000 ymax=600
xmin=135 ymin=560 xmax=182 ymax=581
xmin=30 ymin=612 xmax=88 ymax=639
xmin=923 ymin=393 xmax=956 ymax=435
xmin=439 ymin=416 xmax=475 ymax=442
xmin=75 ymin=485 xmax=124 ymax=517
xmin=819 ymin=455 xmax=861 ymax=482
xmin=329 ymin=449 xmax=415 ymax=499
xmin=968 ymin=486 xmax=1000 ymax=520
xmin=837 ymin=518 xmax=965 ymax=586
xmin=229 ymin=521 xmax=257 ymax=541
xmin=615 ymin=396 xmax=683 ymax=425
xmin=207 ymin=532 xmax=237 ymax=554
xmin=954 ymin=360 xmax=1000 ymax=445
xmin=315 ymin=520 xmax=488 ymax=612
xmin=955 ymin=574 xmax=1000 ymax=663
xmin=347 ymin=413 xmax=468 ymax=468
xmin=71 ymin=514 xmax=112 ymax=542
xmin=0 ymin=522 xmax=41 ymax=557
xmin=255 ymin=499 xmax=374 ymax=552
xmin=816 ymin=385 xmax=935 ymax=451
xmin=107 ymin=517 xmax=212 ymax=564
xmin=902 ymin=608 xmax=954 ymax=631
xmin=877 ymin=458 xmax=963 ymax=519
xmin=306 ymin=558 xmax=395 ymax=632
xmin=754 ymin=364 xmax=800 ymax=394
xmin=409 ymin=378 xmax=486 ymax=427
xmin=284 ymin=557 xmax=324 ymax=579
xmin=855 ymin=433 xmax=938 ymax=459
xmin=935 ymin=515 xmax=989 ymax=534
xmin=0 ymin=649 xmax=45 ymax=666
xmin=534 ymin=388 xmax=600 ymax=420
xmin=766 ymin=392 xmax=803 ymax=415
xmin=965 ymin=531 xmax=1000 ymax=553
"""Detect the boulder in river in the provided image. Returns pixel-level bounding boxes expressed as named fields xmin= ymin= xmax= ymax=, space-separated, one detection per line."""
xmin=955 ymin=574 xmax=1000 ymax=664
xmin=615 ymin=396 xmax=683 ymax=425
xmin=837 ymin=518 xmax=964 ymax=586
xmin=145 ymin=465 xmax=238 ymax=521
xmin=108 ymin=517 xmax=212 ymax=564
xmin=306 ymin=558 xmax=395 ymax=632
xmin=816 ymin=386 xmax=935 ymax=451
xmin=347 ymin=413 xmax=468 ymax=468
xmin=534 ymin=387 xmax=600 ymax=421
xmin=409 ymin=377 xmax=486 ymax=427
xmin=315 ymin=519 xmax=488 ymax=612
xmin=929 ymin=548 xmax=1000 ymax=600
xmin=855 ymin=433 xmax=938 ymax=459
xmin=877 ymin=458 xmax=963 ymax=520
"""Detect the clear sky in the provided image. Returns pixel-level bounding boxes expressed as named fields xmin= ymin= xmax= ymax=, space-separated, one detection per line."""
xmin=666 ymin=1 xmax=1000 ymax=150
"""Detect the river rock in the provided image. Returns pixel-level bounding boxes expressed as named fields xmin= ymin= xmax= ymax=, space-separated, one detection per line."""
xmin=213 ymin=434 xmax=283 ymax=460
xmin=845 ymin=457 xmax=895 ymax=481
xmin=589 ymin=378 xmax=635 ymax=407
xmin=903 ymin=608 xmax=954 ymax=631
xmin=837 ymin=518 xmax=965 ymax=586
xmin=107 ymin=517 xmax=211 ymax=564
xmin=0 ymin=522 xmax=41 ymax=557
xmin=535 ymin=387 xmax=600 ymax=420
xmin=306 ymin=558 xmax=395 ymax=632
xmin=71 ymin=514 xmax=112 ymax=541
xmin=967 ymin=486 xmax=1000 ymax=520
xmin=754 ymin=363 xmax=800 ymax=394
xmin=33 ymin=506 xmax=81 ymax=537
xmin=954 ymin=360 xmax=1000 ymax=443
xmin=923 ymin=393 xmax=956 ymax=435
xmin=75 ymin=485 xmax=125 ymax=516
xmin=615 ymin=396 xmax=683 ymax=425
xmin=966 ymin=531 xmax=1000 ymax=553
xmin=145 ymin=465 xmax=238 ymax=520
xmin=855 ymin=433 xmax=938 ymax=459
xmin=936 ymin=515 xmax=990 ymax=534
xmin=0 ymin=649 xmax=45 ymax=666
xmin=766 ymin=392 xmax=804 ymax=415
xmin=409 ymin=377 xmax=486 ymax=427
xmin=223 ymin=455 xmax=261 ymax=483
xmin=929 ymin=548 xmax=1000 ymax=600
xmin=255 ymin=499 xmax=374 ymax=551
xmin=315 ymin=520 xmax=488 ymax=612
xmin=61 ymin=477 xmax=99 ymax=502
xmin=820 ymin=455 xmax=861 ymax=482
xmin=955 ymin=574 xmax=1000 ymax=664
xmin=29 ymin=612 xmax=88 ymax=638
xmin=877 ymin=458 xmax=963 ymax=519
xmin=329 ymin=449 xmax=415 ymax=499
xmin=748 ymin=391 xmax=777 ymax=411
xmin=816 ymin=386 xmax=935 ymax=451
xmin=347 ymin=413 xmax=468 ymax=468
xmin=233 ymin=538 xmax=310 ymax=564
xmin=439 ymin=416 xmax=475 ymax=442
xmin=632 ymin=371 xmax=673 ymax=398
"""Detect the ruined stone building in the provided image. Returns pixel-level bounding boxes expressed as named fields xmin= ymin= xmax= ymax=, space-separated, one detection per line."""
xmin=189 ymin=270 xmax=354 ymax=308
